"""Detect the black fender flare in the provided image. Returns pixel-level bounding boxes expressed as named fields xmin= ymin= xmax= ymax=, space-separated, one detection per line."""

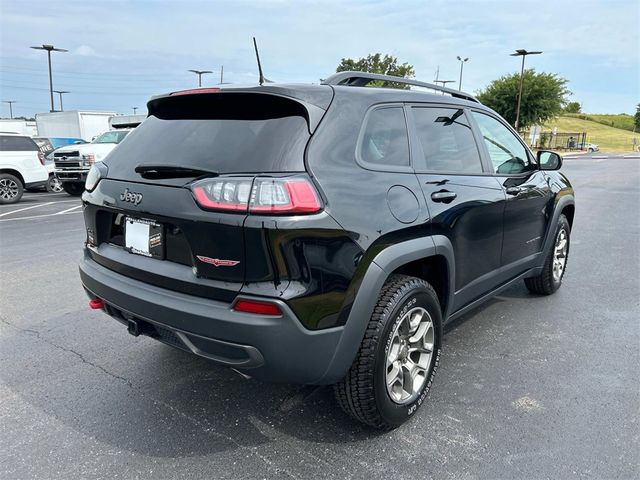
xmin=316 ymin=235 xmax=455 ymax=384
xmin=539 ymin=194 xmax=575 ymax=265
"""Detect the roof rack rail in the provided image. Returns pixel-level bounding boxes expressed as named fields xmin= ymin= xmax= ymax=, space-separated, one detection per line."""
xmin=321 ymin=71 xmax=479 ymax=103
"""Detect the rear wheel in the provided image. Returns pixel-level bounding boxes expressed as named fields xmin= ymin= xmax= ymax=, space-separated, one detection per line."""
xmin=46 ymin=174 xmax=64 ymax=193
xmin=0 ymin=173 xmax=24 ymax=204
xmin=62 ymin=182 xmax=84 ymax=196
xmin=334 ymin=274 xmax=442 ymax=429
xmin=525 ymin=214 xmax=570 ymax=295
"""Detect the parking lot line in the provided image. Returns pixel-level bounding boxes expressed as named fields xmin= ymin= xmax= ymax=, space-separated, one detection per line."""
xmin=0 ymin=202 xmax=54 ymax=217
xmin=55 ymin=205 xmax=83 ymax=215
xmin=0 ymin=210 xmax=82 ymax=223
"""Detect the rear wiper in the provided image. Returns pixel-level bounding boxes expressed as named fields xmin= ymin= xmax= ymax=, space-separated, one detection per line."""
xmin=134 ymin=164 xmax=219 ymax=179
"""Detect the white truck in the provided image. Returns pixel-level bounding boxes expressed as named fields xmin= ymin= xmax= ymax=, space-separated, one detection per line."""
xmin=53 ymin=129 xmax=131 ymax=195
xmin=35 ymin=111 xmax=116 ymax=142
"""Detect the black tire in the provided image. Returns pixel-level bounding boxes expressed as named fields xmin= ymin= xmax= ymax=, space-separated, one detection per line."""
xmin=62 ymin=182 xmax=84 ymax=196
xmin=525 ymin=214 xmax=570 ymax=295
xmin=46 ymin=174 xmax=64 ymax=193
xmin=334 ymin=274 xmax=442 ymax=429
xmin=0 ymin=173 xmax=24 ymax=204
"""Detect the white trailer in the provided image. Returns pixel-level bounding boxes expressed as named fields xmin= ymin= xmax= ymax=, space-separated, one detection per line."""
xmin=35 ymin=111 xmax=116 ymax=141
xmin=0 ymin=119 xmax=38 ymax=136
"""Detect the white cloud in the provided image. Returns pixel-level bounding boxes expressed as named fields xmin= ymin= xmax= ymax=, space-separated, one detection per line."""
xmin=0 ymin=0 xmax=637 ymax=114
xmin=74 ymin=45 xmax=96 ymax=56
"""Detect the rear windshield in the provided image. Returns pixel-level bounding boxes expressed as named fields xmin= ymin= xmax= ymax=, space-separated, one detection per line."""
xmin=107 ymin=116 xmax=308 ymax=174
xmin=93 ymin=131 xmax=129 ymax=144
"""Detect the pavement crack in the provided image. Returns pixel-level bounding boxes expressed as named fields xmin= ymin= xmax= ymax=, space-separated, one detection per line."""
xmin=0 ymin=315 xmax=133 ymax=387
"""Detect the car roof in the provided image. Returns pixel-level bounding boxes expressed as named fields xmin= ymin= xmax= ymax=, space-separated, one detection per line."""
xmin=150 ymin=82 xmax=484 ymax=112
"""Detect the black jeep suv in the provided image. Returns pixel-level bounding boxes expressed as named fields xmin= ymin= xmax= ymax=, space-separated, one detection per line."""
xmin=80 ymin=72 xmax=574 ymax=429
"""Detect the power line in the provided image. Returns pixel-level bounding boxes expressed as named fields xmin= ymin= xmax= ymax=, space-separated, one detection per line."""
xmin=0 ymin=83 xmax=165 ymax=96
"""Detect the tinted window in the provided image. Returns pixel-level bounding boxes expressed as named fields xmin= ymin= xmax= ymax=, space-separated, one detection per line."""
xmin=105 ymin=114 xmax=310 ymax=178
xmin=472 ymin=112 xmax=532 ymax=174
xmin=33 ymin=138 xmax=54 ymax=155
xmin=93 ymin=131 xmax=129 ymax=144
xmin=411 ymin=107 xmax=482 ymax=173
xmin=360 ymin=107 xmax=410 ymax=167
xmin=0 ymin=135 xmax=38 ymax=152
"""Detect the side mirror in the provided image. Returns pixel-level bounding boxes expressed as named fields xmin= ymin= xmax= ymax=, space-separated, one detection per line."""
xmin=537 ymin=150 xmax=563 ymax=170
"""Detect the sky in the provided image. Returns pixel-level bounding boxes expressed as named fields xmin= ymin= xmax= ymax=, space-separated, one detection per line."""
xmin=0 ymin=0 xmax=638 ymax=118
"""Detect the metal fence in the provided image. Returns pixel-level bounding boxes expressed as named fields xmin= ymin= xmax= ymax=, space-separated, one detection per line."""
xmin=519 ymin=131 xmax=587 ymax=150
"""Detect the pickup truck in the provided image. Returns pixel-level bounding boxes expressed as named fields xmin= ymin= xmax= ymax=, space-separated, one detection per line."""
xmin=54 ymin=130 xmax=130 ymax=195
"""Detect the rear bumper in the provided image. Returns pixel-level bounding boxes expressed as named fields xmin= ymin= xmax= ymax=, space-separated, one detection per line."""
xmin=79 ymin=252 xmax=344 ymax=384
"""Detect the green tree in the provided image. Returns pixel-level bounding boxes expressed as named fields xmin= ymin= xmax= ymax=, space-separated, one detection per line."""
xmin=564 ymin=101 xmax=581 ymax=113
xmin=634 ymin=104 xmax=640 ymax=131
xmin=336 ymin=53 xmax=415 ymax=89
xmin=476 ymin=69 xmax=570 ymax=129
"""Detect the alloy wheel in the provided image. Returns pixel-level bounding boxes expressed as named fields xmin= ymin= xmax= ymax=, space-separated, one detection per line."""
xmin=0 ymin=178 xmax=19 ymax=200
xmin=386 ymin=306 xmax=434 ymax=404
xmin=552 ymin=229 xmax=568 ymax=282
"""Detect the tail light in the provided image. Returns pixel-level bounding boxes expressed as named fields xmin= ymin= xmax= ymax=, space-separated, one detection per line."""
xmin=191 ymin=176 xmax=321 ymax=215
xmin=171 ymin=88 xmax=221 ymax=96
xmin=37 ymin=151 xmax=45 ymax=165
xmin=192 ymin=177 xmax=252 ymax=212
xmin=233 ymin=298 xmax=282 ymax=316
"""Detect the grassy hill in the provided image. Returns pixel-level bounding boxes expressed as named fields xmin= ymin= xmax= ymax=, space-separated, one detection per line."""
xmin=564 ymin=113 xmax=635 ymax=132
xmin=542 ymin=116 xmax=639 ymax=152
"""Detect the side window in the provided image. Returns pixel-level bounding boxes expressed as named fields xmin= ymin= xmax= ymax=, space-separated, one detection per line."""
xmin=411 ymin=107 xmax=483 ymax=173
xmin=359 ymin=107 xmax=410 ymax=168
xmin=472 ymin=112 xmax=532 ymax=174
xmin=0 ymin=135 xmax=38 ymax=152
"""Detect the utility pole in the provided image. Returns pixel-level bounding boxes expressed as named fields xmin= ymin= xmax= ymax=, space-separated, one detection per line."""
xmin=510 ymin=49 xmax=542 ymax=130
xmin=220 ymin=65 xmax=224 ymax=84
xmin=188 ymin=69 xmax=213 ymax=87
xmin=52 ymin=90 xmax=69 ymax=111
xmin=132 ymin=107 xmax=138 ymax=114
xmin=3 ymin=100 xmax=16 ymax=119
xmin=456 ymin=56 xmax=469 ymax=91
xmin=30 ymin=44 xmax=68 ymax=112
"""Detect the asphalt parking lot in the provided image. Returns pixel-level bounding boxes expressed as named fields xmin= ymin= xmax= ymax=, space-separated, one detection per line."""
xmin=1 ymin=155 xmax=638 ymax=479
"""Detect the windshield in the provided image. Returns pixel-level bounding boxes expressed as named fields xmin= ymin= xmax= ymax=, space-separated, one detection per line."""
xmin=92 ymin=131 xmax=129 ymax=144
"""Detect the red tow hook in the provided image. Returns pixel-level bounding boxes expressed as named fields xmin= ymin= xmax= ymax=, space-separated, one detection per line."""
xmin=89 ymin=298 xmax=105 ymax=310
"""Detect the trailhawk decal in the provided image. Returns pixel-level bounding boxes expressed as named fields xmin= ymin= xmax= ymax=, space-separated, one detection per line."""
xmin=196 ymin=255 xmax=240 ymax=267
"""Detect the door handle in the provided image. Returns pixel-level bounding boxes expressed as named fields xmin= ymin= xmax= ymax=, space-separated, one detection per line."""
xmin=506 ymin=186 xmax=522 ymax=195
xmin=431 ymin=190 xmax=457 ymax=203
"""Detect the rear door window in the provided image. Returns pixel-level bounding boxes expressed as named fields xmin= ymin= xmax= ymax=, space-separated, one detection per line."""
xmin=358 ymin=106 xmax=410 ymax=169
xmin=410 ymin=107 xmax=483 ymax=173
xmin=0 ymin=135 xmax=38 ymax=152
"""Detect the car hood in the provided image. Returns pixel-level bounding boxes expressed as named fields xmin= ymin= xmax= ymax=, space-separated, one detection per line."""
xmin=54 ymin=143 xmax=119 ymax=162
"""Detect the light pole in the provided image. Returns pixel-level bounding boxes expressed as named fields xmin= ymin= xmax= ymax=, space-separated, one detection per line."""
xmin=132 ymin=107 xmax=138 ymax=114
xmin=3 ymin=100 xmax=16 ymax=119
xmin=188 ymin=69 xmax=212 ymax=87
xmin=220 ymin=65 xmax=224 ymax=84
xmin=456 ymin=56 xmax=469 ymax=91
xmin=510 ymin=49 xmax=542 ymax=130
xmin=53 ymin=90 xmax=69 ymax=111
xmin=30 ymin=44 xmax=68 ymax=112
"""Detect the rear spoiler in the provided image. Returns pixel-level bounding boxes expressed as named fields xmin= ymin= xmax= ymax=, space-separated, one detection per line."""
xmin=147 ymin=88 xmax=333 ymax=134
